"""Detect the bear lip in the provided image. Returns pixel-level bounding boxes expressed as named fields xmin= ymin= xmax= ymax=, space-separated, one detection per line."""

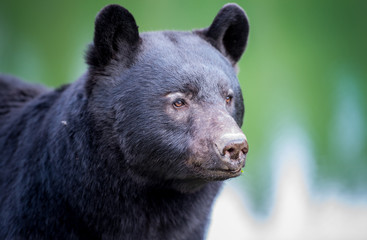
xmin=206 ymin=166 xmax=243 ymax=179
xmin=210 ymin=166 xmax=243 ymax=174
xmin=191 ymin=163 xmax=243 ymax=180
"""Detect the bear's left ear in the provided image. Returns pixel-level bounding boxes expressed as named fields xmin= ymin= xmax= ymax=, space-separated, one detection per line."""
xmin=196 ymin=3 xmax=249 ymax=66
xmin=86 ymin=4 xmax=140 ymax=68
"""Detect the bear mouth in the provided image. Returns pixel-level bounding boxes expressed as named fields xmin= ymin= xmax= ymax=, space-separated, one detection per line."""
xmin=209 ymin=166 xmax=243 ymax=177
xmin=193 ymin=165 xmax=244 ymax=181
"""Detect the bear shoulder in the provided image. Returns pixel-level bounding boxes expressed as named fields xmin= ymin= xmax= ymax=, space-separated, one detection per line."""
xmin=0 ymin=75 xmax=48 ymax=119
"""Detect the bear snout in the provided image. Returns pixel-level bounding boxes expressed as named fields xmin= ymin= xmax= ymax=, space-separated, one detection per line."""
xmin=215 ymin=133 xmax=248 ymax=170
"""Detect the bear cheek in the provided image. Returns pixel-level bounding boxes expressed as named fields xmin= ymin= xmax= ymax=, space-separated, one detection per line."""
xmin=186 ymin=137 xmax=212 ymax=168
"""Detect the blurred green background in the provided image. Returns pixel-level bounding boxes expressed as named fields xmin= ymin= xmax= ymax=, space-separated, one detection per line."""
xmin=1 ymin=0 xmax=367 ymax=238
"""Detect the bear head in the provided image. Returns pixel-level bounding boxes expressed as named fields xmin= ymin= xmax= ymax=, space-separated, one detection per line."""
xmin=84 ymin=4 xmax=249 ymax=191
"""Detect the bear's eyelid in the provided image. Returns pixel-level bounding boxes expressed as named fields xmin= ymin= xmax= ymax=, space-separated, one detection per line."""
xmin=173 ymin=98 xmax=186 ymax=108
xmin=225 ymin=89 xmax=234 ymax=98
xmin=165 ymin=92 xmax=187 ymax=100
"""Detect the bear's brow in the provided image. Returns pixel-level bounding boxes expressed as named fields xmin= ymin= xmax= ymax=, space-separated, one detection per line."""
xmin=179 ymin=83 xmax=199 ymax=97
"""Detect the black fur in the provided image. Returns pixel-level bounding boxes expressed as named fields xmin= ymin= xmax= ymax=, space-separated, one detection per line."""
xmin=195 ymin=3 xmax=249 ymax=65
xmin=0 ymin=4 xmax=249 ymax=239
xmin=87 ymin=4 xmax=140 ymax=68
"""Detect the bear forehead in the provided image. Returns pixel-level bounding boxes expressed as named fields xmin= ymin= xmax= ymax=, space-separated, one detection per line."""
xmin=139 ymin=31 xmax=234 ymax=71
xmin=130 ymin=31 xmax=239 ymax=90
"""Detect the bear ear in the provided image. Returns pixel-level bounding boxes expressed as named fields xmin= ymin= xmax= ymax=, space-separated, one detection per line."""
xmin=86 ymin=4 xmax=140 ymax=68
xmin=196 ymin=3 xmax=249 ymax=65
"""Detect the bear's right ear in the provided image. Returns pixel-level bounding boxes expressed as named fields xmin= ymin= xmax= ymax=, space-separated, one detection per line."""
xmin=86 ymin=4 xmax=140 ymax=68
xmin=196 ymin=3 xmax=249 ymax=66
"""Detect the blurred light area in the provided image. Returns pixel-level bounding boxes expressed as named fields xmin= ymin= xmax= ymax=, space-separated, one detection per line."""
xmin=208 ymin=167 xmax=367 ymax=240
xmin=208 ymin=126 xmax=367 ymax=239
xmin=329 ymin=69 xmax=365 ymax=164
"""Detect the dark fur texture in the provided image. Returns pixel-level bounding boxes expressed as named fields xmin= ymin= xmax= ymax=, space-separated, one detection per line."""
xmin=0 ymin=4 xmax=249 ymax=240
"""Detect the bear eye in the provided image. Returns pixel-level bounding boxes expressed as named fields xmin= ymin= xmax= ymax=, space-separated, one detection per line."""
xmin=225 ymin=95 xmax=233 ymax=104
xmin=173 ymin=99 xmax=185 ymax=108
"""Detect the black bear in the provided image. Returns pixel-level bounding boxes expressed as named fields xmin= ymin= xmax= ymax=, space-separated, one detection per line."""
xmin=0 ymin=3 xmax=249 ymax=240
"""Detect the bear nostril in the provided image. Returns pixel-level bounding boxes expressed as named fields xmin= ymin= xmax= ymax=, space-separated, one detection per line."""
xmin=225 ymin=147 xmax=236 ymax=158
xmin=222 ymin=140 xmax=247 ymax=160
xmin=242 ymin=141 xmax=249 ymax=154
